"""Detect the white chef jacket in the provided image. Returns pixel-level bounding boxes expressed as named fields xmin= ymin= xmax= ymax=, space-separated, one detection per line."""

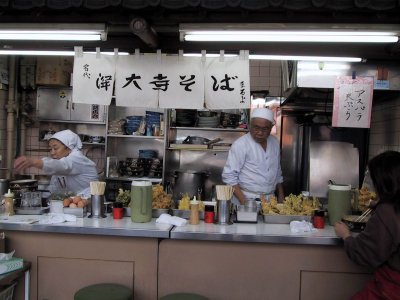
xmin=222 ymin=133 xmax=283 ymax=205
xmin=42 ymin=149 xmax=98 ymax=197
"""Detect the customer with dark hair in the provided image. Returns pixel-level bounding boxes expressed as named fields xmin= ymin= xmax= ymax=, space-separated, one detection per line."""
xmin=335 ymin=150 xmax=400 ymax=299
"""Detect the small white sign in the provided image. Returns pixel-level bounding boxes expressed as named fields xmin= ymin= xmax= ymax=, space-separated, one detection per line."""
xmin=332 ymin=76 xmax=374 ymax=128
xmin=72 ymin=53 xmax=115 ymax=105
xmin=204 ymin=56 xmax=250 ymax=109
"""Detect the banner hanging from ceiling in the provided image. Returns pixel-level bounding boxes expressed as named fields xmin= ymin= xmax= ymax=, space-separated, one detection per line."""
xmin=73 ymin=50 xmax=250 ymax=109
xmin=158 ymin=56 xmax=204 ymax=109
xmin=72 ymin=51 xmax=115 ymax=105
xmin=332 ymin=75 xmax=374 ymax=128
xmin=204 ymin=52 xmax=250 ymax=109
xmin=115 ymin=55 xmax=159 ymax=108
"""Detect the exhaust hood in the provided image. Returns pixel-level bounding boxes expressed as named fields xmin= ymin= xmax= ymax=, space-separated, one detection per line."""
xmin=282 ymin=60 xmax=400 ymax=109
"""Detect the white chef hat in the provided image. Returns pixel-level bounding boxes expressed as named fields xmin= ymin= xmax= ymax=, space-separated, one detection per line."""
xmin=250 ymin=108 xmax=274 ymax=123
xmin=50 ymin=129 xmax=82 ymax=150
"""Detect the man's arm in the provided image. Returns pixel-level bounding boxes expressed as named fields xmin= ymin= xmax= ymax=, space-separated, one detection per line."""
xmin=276 ymin=183 xmax=284 ymax=203
xmin=232 ymin=184 xmax=246 ymax=205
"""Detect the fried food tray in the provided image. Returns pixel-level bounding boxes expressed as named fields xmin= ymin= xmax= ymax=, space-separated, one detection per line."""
xmin=263 ymin=214 xmax=311 ymax=224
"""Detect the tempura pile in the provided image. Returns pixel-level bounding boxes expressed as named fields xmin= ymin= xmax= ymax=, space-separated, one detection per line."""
xmin=261 ymin=193 xmax=321 ymax=216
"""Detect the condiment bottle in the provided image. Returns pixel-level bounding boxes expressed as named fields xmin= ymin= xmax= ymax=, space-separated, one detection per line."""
xmin=204 ymin=205 xmax=215 ymax=223
xmin=313 ymin=209 xmax=325 ymax=229
xmin=189 ymin=196 xmax=200 ymax=225
xmin=113 ymin=202 xmax=123 ymax=219
xmin=4 ymin=189 xmax=14 ymax=216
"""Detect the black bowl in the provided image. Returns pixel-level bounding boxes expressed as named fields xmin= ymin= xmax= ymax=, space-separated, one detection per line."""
xmin=342 ymin=215 xmax=370 ymax=232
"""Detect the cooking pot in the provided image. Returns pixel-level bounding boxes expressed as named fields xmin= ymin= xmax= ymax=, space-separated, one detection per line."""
xmin=9 ymin=179 xmax=38 ymax=206
xmin=0 ymin=179 xmax=9 ymax=197
xmin=172 ymin=170 xmax=208 ymax=201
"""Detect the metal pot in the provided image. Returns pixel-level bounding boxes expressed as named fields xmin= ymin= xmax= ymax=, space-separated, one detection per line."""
xmin=9 ymin=179 xmax=38 ymax=206
xmin=172 ymin=170 xmax=208 ymax=201
xmin=0 ymin=179 xmax=9 ymax=197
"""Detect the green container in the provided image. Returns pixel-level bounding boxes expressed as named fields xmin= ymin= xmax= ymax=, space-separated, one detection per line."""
xmin=328 ymin=184 xmax=353 ymax=226
xmin=131 ymin=180 xmax=152 ymax=223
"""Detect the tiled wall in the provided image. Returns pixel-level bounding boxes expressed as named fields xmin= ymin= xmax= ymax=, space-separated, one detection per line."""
xmin=249 ymin=60 xmax=282 ymax=96
xmin=368 ymin=96 xmax=400 ymax=160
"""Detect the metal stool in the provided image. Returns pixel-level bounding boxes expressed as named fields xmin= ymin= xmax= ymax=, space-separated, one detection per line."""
xmin=159 ymin=293 xmax=209 ymax=300
xmin=74 ymin=283 xmax=132 ymax=300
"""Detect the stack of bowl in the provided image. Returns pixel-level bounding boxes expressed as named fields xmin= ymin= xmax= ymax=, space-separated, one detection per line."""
xmin=197 ymin=111 xmax=220 ymax=128
xmin=176 ymin=109 xmax=197 ymax=127
xmin=125 ymin=116 xmax=143 ymax=135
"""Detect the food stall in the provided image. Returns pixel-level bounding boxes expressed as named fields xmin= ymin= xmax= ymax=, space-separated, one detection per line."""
xmin=0 ymin=2 xmax=399 ymax=300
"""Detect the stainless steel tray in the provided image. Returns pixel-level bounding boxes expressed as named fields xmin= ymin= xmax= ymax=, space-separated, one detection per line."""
xmin=63 ymin=207 xmax=86 ymax=218
xmin=14 ymin=207 xmax=49 ymax=215
xmin=236 ymin=211 xmax=258 ymax=223
xmin=262 ymin=214 xmax=311 ymax=224
xmin=171 ymin=209 xmax=205 ymax=220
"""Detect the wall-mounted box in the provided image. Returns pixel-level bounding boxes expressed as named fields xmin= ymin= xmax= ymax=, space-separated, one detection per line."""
xmin=36 ymin=56 xmax=73 ymax=86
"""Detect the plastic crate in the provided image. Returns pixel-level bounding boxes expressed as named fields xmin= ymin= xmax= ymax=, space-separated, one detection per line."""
xmin=0 ymin=282 xmax=16 ymax=300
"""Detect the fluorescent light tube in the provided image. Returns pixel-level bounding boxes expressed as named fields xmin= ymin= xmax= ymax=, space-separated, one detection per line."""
xmin=0 ymin=50 xmax=128 ymax=56
xmin=0 ymin=23 xmax=107 ymax=41
xmin=184 ymin=32 xmax=398 ymax=43
xmin=0 ymin=31 xmax=103 ymax=41
xmin=249 ymin=55 xmax=362 ymax=62
xmin=180 ymin=24 xmax=400 ymax=43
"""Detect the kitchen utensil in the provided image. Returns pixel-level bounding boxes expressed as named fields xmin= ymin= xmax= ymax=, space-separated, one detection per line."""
xmin=88 ymin=195 xmax=106 ymax=218
xmin=215 ymin=185 xmax=234 ymax=200
xmin=172 ymin=170 xmax=208 ymax=201
xmin=355 ymin=208 xmax=372 ymax=222
xmin=182 ymin=136 xmax=222 ymax=147
xmin=9 ymin=179 xmax=38 ymax=205
xmin=131 ymin=180 xmax=153 ymax=223
xmin=90 ymin=181 xmax=106 ymax=195
xmin=328 ymin=184 xmax=356 ymax=226
xmin=215 ymin=199 xmax=232 ymax=225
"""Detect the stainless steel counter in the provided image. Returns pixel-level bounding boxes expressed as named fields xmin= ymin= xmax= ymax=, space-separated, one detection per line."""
xmin=0 ymin=215 xmax=343 ymax=245
xmin=0 ymin=215 xmax=172 ymax=238
xmin=171 ymin=220 xmax=343 ymax=245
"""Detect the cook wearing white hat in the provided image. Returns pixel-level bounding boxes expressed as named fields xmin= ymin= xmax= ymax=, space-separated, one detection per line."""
xmin=222 ymin=107 xmax=284 ymax=206
xmin=14 ymin=129 xmax=98 ymax=197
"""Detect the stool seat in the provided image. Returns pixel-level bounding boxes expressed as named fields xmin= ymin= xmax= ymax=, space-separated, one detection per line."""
xmin=74 ymin=283 xmax=132 ymax=300
xmin=159 ymin=293 xmax=209 ymax=300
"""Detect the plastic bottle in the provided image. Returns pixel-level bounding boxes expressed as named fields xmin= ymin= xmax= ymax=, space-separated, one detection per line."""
xmin=4 ymin=189 xmax=14 ymax=216
xmin=189 ymin=196 xmax=200 ymax=225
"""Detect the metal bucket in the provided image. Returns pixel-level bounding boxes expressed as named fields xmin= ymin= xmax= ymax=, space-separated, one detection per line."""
xmin=172 ymin=170 xmax=207 ymax=201
xmin=215 ymin=199 xmax=232 ymax=225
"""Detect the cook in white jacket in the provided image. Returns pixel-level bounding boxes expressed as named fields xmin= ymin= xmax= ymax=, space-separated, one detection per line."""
xmin=14 ymin=129 xmax=98 ymax=197
xmin=222 ymin=108 xmax=284 ymax=206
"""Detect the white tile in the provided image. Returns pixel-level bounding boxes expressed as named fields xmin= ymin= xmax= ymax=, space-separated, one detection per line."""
xmin=259 ymin=66 xmax=270 ymax=77
xmin=249 ymin=66 xmax=259 ymax=77
xmin=259 ymin=60 xmax=271 ymax=67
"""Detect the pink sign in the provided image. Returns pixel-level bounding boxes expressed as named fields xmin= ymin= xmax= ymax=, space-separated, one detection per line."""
xmin=332 ymin=76 xmax=374 ymax=128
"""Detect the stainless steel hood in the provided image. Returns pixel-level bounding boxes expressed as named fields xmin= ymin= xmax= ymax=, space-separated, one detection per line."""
xmin=282 ymin=60 xmax=400 ymax=109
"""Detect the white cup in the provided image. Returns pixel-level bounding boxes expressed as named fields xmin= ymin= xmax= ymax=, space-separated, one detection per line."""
xmin=49 ymin=200 xmax=63 ymax=213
